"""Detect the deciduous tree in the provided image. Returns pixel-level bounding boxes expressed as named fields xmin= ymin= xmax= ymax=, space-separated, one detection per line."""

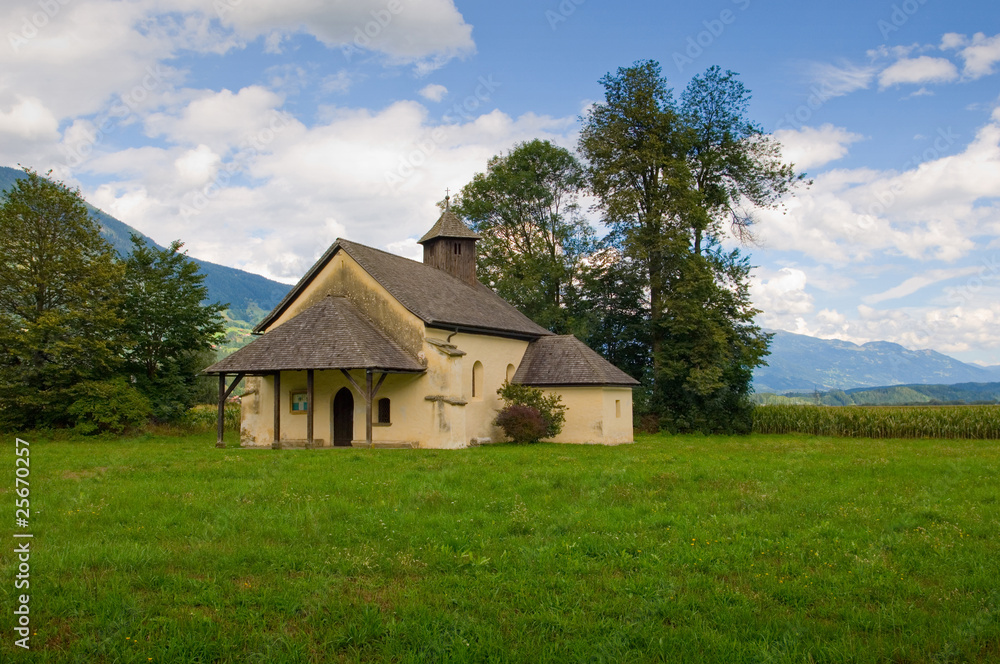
xmin=580 ymin=61 xmax=802 ymax=432
xmin=0 ymin=168 xmax=125 ymax=429
xmin=121 ymin=235 xmax=227 ymax=421
xmin=452 ymin=139 xmax=594 ymax=333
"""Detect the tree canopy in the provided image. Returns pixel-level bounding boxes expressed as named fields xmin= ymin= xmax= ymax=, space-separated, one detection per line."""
xmin=122 ymin=235 xmax=227 ymax=421
xmin=0 ymin=168 xmax=227 ymax=432
xmin=0 ymin=168 xmax=125 ymax=430
xmin=452 ymin=139 xmax=594 ymax=334
xmin=579 ymin=61 xmax=803 ymax=432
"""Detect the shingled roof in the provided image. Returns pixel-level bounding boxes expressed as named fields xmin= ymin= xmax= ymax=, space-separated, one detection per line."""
xmin=205 ymin=295 xmax=424 ymax=374
xmin=513 ymin=335 xmax=640 ymax=387
xmin=418 ymin=207 xmax=482 ymax=243
xmin=255 ymin=239 xmax=551 ymax=340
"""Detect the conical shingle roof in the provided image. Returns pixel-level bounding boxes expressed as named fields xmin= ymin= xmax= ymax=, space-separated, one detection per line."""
xmin=418 ymin=205 xmax=481 ymax=243
xmin=513 ymin=335 xmax=640 ymax=387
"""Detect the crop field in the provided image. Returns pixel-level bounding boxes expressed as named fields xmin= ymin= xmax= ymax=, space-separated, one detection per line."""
xmin=754 ymin=404 xmax=1000 ymax=439
xmin=1 ymin=430 xmax=999 ymax=662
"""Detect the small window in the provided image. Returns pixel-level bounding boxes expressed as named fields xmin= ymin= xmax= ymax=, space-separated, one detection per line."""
xmin=506 ymin=363 xmax=516 ymax=383
xmin=453 ymin=242 xmax=461 ymax=255
xmin=472 ymin=361 xmax=484 ymax=399
xmin=377 ymin=398 xmax=390 ymax=424
xmin=615 ymin=400 xmax=621 ymax=418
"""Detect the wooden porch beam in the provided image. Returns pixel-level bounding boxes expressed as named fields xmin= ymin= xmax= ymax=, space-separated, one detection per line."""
xmin=306 ymin=369 xmax=314 ymax=449
xmin=217 ymin=374 xmax=226 ymax=448
xmin=365 ymin=370 xmax=373 ymax=448
xmin=272 ymin=371 xmax=281 ymax=450
xmin=215 ymin=373 xmax=245 ymax=448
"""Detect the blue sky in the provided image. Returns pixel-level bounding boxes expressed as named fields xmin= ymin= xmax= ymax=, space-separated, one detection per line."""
xmin=2 ymin=0 xmax=999 ymax=364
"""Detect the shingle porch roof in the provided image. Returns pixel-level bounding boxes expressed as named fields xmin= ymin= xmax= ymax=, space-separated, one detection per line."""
xmin=204 ymin=295 xmax=424 ymax=375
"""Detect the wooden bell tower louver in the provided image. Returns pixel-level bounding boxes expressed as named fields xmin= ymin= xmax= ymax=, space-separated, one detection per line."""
xmin=418 ymin=194 xmax=481 ymax=285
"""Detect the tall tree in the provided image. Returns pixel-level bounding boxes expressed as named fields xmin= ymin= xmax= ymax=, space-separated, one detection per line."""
xmin=570 ymin=245 xmax=650 ymax=385
xmin=580 ymin=61 xmax=802 ymax=432
xmin=0 ymin=168 xmax=126 ymax=429
xmin=122 ymin=235 xmax=227 ymax=421
xmin=452 ymin=139 xmax=594 ymax=333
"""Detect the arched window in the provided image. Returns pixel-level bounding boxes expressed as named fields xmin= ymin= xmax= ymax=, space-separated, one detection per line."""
xmin=472 ymin=361 xmax=484 ymax=399
xmin=377 ymin=398 xmax=391 ymax=424
xmin=506 ymin=363 xmax=516 ymax=383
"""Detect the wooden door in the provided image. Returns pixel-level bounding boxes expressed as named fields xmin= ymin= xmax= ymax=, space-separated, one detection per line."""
xmin=332 ymin=387 xmax=354 ymax=447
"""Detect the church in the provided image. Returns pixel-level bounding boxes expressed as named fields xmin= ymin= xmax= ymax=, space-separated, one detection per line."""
xmin=203 ymin=202 xmax=638 ymax=449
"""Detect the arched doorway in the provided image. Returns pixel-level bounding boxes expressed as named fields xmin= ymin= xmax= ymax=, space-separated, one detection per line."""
xmin=332 ymin=387 xmax=354 ymax=447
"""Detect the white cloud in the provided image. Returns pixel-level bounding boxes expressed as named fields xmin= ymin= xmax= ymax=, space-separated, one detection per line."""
xmin=385 ymin=238 xmax=423 ymax=260
xmin=419 ymin=84 xmax=449 ymax=102
xmin=758 ymin=111 xmax=1000 ymax=266
xmin=808 ymin=61 xmax=877 ymax=98
xmin=940 ymin=33 xmax=968 ymax=50
xmin=321 ymin=71 xmax=355 ymax=94
xmin=752 ymin=267 xmax=815 ymax=334
xmin=878 ymin=56 xmax=959 ymax=88
xmin=79 ymin=98 xmax=577 ymax=281
xmin=862 ymin=267 xmax=982 ymax=304
xmin=0 ymin=96 xmax=59 ymax=140
xmin=773 ymin=124 xmax=863 ymax=171
xmin=144 ymin=86 xmax=289 ymax=152
xmin=956 ymin=32 xmax=1000 ymax=79
xmin=215 ymin=0 xmax=475 ymax=72
xmin=174 ymin=145 xmax=221 ymax=187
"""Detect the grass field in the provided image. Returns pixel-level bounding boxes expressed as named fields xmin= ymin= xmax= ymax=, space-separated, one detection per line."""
xmin=2 ymin=430 xmax=999 ymax=662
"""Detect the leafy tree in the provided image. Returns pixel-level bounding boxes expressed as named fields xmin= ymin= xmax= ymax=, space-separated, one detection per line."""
xmin=0 ymin=168 xmax=126 ymax=430
xmin=570 ymin=245 xmax=650 ymax=385
xmin=121 ymin=235 xmax=227 ymax=421
xmin=579 ymin=61 xmax=802 ymax=433
xmin=452 ymin=139 xmax=594 ymax=333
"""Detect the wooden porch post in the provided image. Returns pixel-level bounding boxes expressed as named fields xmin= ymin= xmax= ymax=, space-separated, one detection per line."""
xmin=306 ymin=369 xmax=314 ymax=449
xmin=340 ymin=369 xmax=388 ymax=449
xmin=272 ymin=371 xmax=281 ymax=450
xmin=216 ymin=373 xmax=226 ymax=448
xmin=365 ymin=370 xmax=373 ymax=448
xmin=215 ymin=373 xmax=245 ymax=448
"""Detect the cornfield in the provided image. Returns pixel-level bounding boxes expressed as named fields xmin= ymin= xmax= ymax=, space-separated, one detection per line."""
xmin=753 ymin=404 xmax=1000 ymax=439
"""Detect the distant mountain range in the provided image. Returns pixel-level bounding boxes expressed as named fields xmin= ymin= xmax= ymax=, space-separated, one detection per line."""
xmin=0 ymin=166 xmax=290 ymax=323
xmin=755 ymin=381 xmax=1000 ymax=406
xmin=754 ymin=330 xmax=1000 ymax=394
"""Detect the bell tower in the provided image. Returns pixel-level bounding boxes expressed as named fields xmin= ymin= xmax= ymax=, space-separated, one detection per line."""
xmin=418 ymin=194 xmax=481 ymax=285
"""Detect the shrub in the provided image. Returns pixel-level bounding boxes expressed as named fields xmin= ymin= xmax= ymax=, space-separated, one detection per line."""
xmin=184 ymin=402 xmax=240 ymax=432
xmin=67 ymin=378 xmax=152 ymax=435
xmin=496 ymin=381 xmax=566 ymax=439
xmin=495 ymin=404 xmax=549 ymax=444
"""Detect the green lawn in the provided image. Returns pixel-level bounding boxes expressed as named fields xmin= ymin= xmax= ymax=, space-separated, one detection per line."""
xmin=2 ymin=431 xmax=999 ymax=662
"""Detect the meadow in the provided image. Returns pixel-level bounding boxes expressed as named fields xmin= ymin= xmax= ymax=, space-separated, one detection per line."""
xmin=2 ymin=430 xmax=999 ymax=663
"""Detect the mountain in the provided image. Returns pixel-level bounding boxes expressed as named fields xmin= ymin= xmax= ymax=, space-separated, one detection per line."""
xmin=0 ymin=166 xmax=289 ymax=324
xmin=754 ymin=330 xmax=1000 ymax=394
xmin=755 ymin=381 xmax=1000 ymax=406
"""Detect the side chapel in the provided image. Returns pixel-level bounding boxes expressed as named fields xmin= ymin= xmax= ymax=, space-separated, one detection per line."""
xmin=203 ymin=202 xmax=638 ymax=449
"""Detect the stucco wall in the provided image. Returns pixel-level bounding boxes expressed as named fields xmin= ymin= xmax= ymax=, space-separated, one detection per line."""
xmin=422 ymin=329 xmax=529 ymax=446
xmin=539 ymin=386 xmax=635 ymax=445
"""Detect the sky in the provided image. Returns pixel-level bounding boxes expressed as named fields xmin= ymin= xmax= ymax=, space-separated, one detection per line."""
xmin=2 ymin=0 xmax=999 ymax=365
